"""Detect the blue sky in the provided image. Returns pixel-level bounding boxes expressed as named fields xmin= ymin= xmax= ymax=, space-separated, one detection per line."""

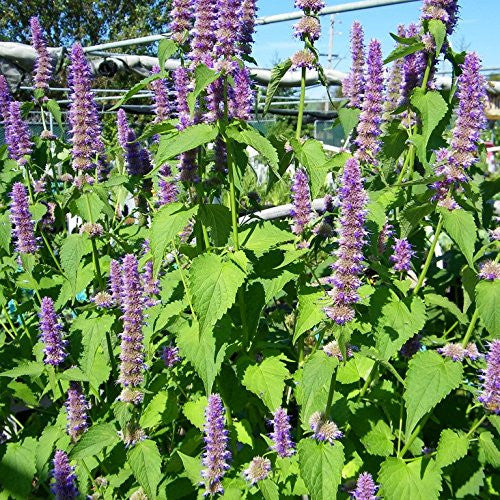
xmin=252 ymin=0 xmax=499 ymax=74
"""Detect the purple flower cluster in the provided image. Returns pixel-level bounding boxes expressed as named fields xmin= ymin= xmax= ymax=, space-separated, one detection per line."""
xmin=270 ymin=407 xmax=295 ymax=457
xmin=421 ymin=0 xmax=459 ymax=35
xmin=432 ymin=52 xmax=486 ymax=203
xmin=325 ymin=158 xmax=367 ymax=325
xmin=238 ymin=0 xmax=258 ymax=55
xmin=0 ymin=75 xmax=11 ymax=119
xmin=10 ymin=182 xmax=38 ymax=255
xmin=190 ymin=0 xmax=218 ymax=66
xmin=352 ymin=472 xmax=379 ymax=500
xmin=65 ymin=382 xmax=89 ymax=441
xmin=290 ymin=168 xmax=312 ymax=236
xmin=343 ymin=22 xmax=365 ymax=109
xmin=294 ymin=0 xmax=325 ymax=12
xmin=214 ymin=0 xmax=243 ymax=66
xmin=390 ymin=238 xmax=415 ymax=272
xmin=229 ymin=66 xmax=254 ymax=121
xmin=116 ymin=109 xmax=151 ymax=176
xmin=162 ymin=345 xmax=181 ymax=368
xmin=384 ymin=25 xmax=406 ymax=116
xmin=243 ymin=456 xmax=271 ymax=484
xmin=39 ymin=297 xmax=67 ymax=366
xmin=117 ymin=254 xmax=145 ymax=404
xmin=68 ymin=43 xmax=105 ymax=174
xmin=30 ymin=17 xmax=52 ymax=90
xmin=309 ymin=411 xmax=343 ymax=443
xmin=170 ymin=0 xmax=195 ymax=44
xmin=150 ymin=66 xmax=171 ymax=122
xmin=479 ymin=260 xmax=500 ymax=281
xmin=291 ymin=49 xmax=316 ymax=70
xmin=355 ymin=39 xmax=384 ymax=165
xmin=479 ymin=340 xmax=500 ymax=414
xmin=377 ymin=222 xmax=394 ymax=254
xmin=402 ymin=24 xmax=427 ymax=100
xmin=109 ymin=259 xmax=122 ymax=305
xmin=438 ymin=342 xmax=480 ymax=362
xmin=6 ymin=101 xmax=32 ymax=165
xmin=293 ymin=16 xmax=322 ymax=42
xmin=202 ymin=394 xmax=231 ymax=495
xmin=323 ymin=340 xmax=355 ymax=361
xmin=51 ymin=450 xmax=79 ymax=500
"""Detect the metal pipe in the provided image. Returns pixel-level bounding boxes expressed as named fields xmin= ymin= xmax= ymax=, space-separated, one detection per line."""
xmin=82 ymin=0 xmax=420 ymax=53
xmin=20 ymin=85 xmax=150 ymax=94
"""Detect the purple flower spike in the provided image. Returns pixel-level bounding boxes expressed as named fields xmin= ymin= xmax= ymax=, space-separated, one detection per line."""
xmin=402 ymin=24 xmax=427 ymax=100
xmin=6 ymin=101 xmax=32 ymax=165
xmin=0 ymin=75 xmax=12 ymax=120
xmin=432 ymin=52 xmax=486 ymax=201
xmin=438 ymin=343 xmax=465 ymax=362
xmin=243 ymin=457 xmax=271 ymax=484
xmin=293 ymin=16 xmax=322 ymax=42
xmin=479 ymin=340 xmax=500 ymax=414
xmin=65 ymin=382 xmax=89 ymax=442
xmin=162 ymin=345 xmax=181 ymax=368
xmin=343 ymin=22 xmax=365 ymax=109
xmin=150 ymin=66 xmax=171 ymax=123
xmin=68 ymin=43 xmax=105 ymax=173
xmin=214 ymin=0 xmax=243 ymax=64
xmin=109 ymin=259 xmax=122 ymax=305
xmin=10 ymin=182 xmax=38 ymax=255
xmin=170 ymin=0 xmax=195 ymax=44
xmin=400 ymin=335 xmax=422 ymax=358
xmin=421 ymin=0 xmax=459 ymax=35
xmin=390 ymin=238 xmax=415 ymax=273
xmin=118 ymin=254 xmax=145 ymax=404
xmin=309 ymin=411 xmax=343 ymax=443
xmin=290 ymin=168 xmax=312 ymax=236
xmin=479 ymin=260 xmax=500 ymax=281
xmin=190 ymin=1 xmax=218 ymax=66
xmin=354 ymin=39 xmax=384 ymax=165
xmin=270 ymin=407 xmax=295 ymax=457
xmin=116 ymin=109 xmax=150 ymax=176
xmin=229 ymin=66 xmax=254 ymax=121
xmin=30 ymin=17 xmax=52 ymax=90
xmin=464 ymin=343 xmax=480 ymax=361
xmin=352 ymin=472 xmax=379 ymax=500
xmin=39 ymin=297 xmax=67 ymax=366
xmin=238 ymin=0 xmax=258 ymax=55
xmin=51 ymin=450 xmax=79 ymax=500
xmin=295 ymin=0 xmax=325 ymax=13
xmin=384 ymin=25 xmax=406 ymax=116
xmin=325 ymin=158 xmax=367 ymax=325
xmin=202 ymin=394 xmax=231 ymax=496
xmin=158 ymin=164 xmax=179 ymax=206
xmin=291 ymin=50 xmax=316 ymax=70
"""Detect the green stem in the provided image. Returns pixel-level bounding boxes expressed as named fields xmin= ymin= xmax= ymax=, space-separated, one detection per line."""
xmin=396 ymin=146 xmax=414 ymax=186
xmin=40 ymin=231 xmax=64 ymax=275
xmin=325 ymin=368 xmax=337 ymax=417
xmin=1 ymin=303 xmax=18 ymax=338
xmin=80 ymin=459 xmax=100 ymax=493
xmin=398 ymin=413 xmax=431 ymax=458
xmin=47 ymin=365 xmax=60 ymax=401
xmin=466 ymin=414 xmax=487 ymax=438
xmin=358 ymin=364 xmax=378 ymax=400
xmin=462 ymin=309 xmax=480 ymax=347
xmin=173 ymin=249 xmax=197 ymax=322
xmin=413 ymin=215 xmax=444 ymax=295
xmin=85 ymin=193 xmax=104 ymax=290
xmin=420 ymin=56 xmax=434 ymax=91
xmin=296 ymin=67 xmax=307 ymax=140
xmin=397 ymin=399 xmax=404 ymax=455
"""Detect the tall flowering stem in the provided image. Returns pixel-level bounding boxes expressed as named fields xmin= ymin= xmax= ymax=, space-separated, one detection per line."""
xmin=352 ymin=472 xmax=379 ymax=500
xmin=270 ymin=407 xmax=295 ymax=457
xmin=65 ymin=382 xmax=89 ymax=441
xmin=10 ymin=182 xmax=38 ymax=255
xmin=170 ymin=0 xmax=195 ymax=44
xmin=0 ymin=75 xmax=11 ymax=120
xmin=238 ymin=0 xmax=258 ymax=55
xmin=6 ymin=102 xmax=33 ymax=165
xmin=290 ymin=168 xmax=312 ymax=236
xmin=384 ymin=25 xmax=406 ymax=117
xmin=39 ymin=297 xmax=67 ymax=366
xmin=325 ymin=158 xmax=367 ymax=325
xmin=190 ymin=1 xmax=218 ymax=67
xmin=343 ymin=21 xmax=365 ymax=109
xmin=201 ymin=394 xmax=231 ymax=495
xmin=68 ymin=43 xmax=105 ymax=175
xmin=354 ymin=39 xmax=384 ymax=166
xmin=478 ymin=340 xmax=500 ymax=414
xmin=421 ymin=0 xmax=459 ymax=36
xmin=118 ymin=254 xmax=145 ymax=404
xmin=51 ymin=450 xmax=79 ymax=500
xmin=30 ymin=17 xmax=52 ymax=91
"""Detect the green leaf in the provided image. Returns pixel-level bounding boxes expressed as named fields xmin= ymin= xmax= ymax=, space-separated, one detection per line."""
xmin=360 ymin=419 xmax=394 ymax=456
xmin=404 ymin=351 xmax=463 ymax=438
xmin=378 ymin=457 xmax=442 ymax=500
xmin=150 ymin=202 xmax=198 ymax=275
xmin=399 ymin=202 xmax=434 ymax=238
xmin=177 ymin=323 xmax=227 ymax=394
xmin=110 ymin=73 xmax=161 ymax=110
xmin=300 ymin=351 xmax=338 ymax=422
xmin=424 ymin=293 xmax=468 ymax=324
xmin=60 ymin=234 xmax=92 ymax=293
xmin=8 ymin=380 xmax=38 ymax=406
xmin=71 ymin=192 xmax=105 ymax=222
xmin=440 ymin=209 xmax=477 ymax=268
xmin=436 ymin=429 xmax=468 ymax=468
xmin=478 ymin=431 xmax=500 ymax=468
xmin=428 ymin=20 xmax=447 ymax=56
xmin=298 ymin=439 xmax=344 ymax=500
xmin=338 ymin=107 xmax=361 ymax=138
xmin=158 ymin=39 xmax=177 ymax=70
xmin=476 ymin=280 xmax=500 ymax=337
xmin=0 ymin=361 xmax=44 ymax=378
xmin=189 ymin=253 xmax=246 ymax=337
xmin=187 ymin=64 xmax=219 ymax=115
xmin=242 ymin=356 xmax=289 ymax=411
xmin=384 ymin=42 xmax=426 ymax=64
xmin=178 ymin=451 xmax=202 ymax=486
xmin=293 ymin=287 xmax=325 ymax=343
xmin=375 ymin=296 xmax=427 ymax=360
xmin=0 ymin=439 xmax=37 ymax=499
xmin=70 ymin=423 xmax=119 ymax=459
xmin=239 ymin=221 xmax=292 ymax=256
xmin=451 ymin=457 xmax=485 ymax=498
xmin=0 ymin=212 xmax=11 ymax=252
xmin=46 ymin=99 xmax=64 ymax=131
xmin=198 ymin=204 xmax=231 ymax=246
xmin=226 ymin=123 xmax=279 ymax=172
xmin=259 ymin=478 xmax=280 ymax=500
xmin=140 ymin=391 xmax=178 ymax=429
xmin=264 ymin=59 xmax=292 ymax=113
xmin=183 ymin=396 xmax=208 ymax=430
xmin=127 ymin=439 xmax=162 ymax=499
xmin=155 ymin=123 xmax=218 ymax=166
